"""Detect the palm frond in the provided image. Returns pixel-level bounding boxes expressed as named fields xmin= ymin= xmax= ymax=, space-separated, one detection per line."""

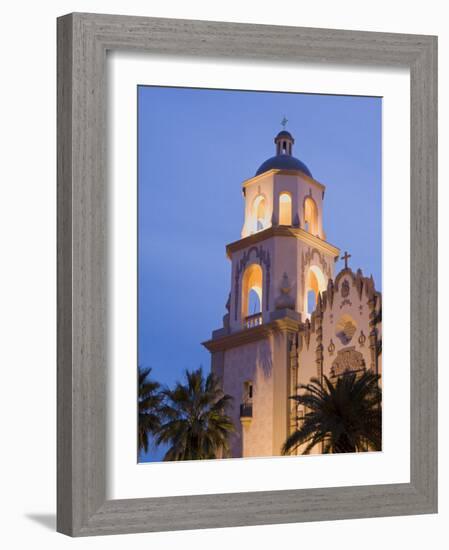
xmin=283 ymin=371 xmax=381 ymax=455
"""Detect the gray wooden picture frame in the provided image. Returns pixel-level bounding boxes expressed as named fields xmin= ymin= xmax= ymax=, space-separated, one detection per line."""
xmin=57 ymin=12 xmax=438 ymax=537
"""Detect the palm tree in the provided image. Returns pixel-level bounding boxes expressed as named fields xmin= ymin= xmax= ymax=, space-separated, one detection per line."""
xmin=156 ymin=368 xmax=235 ymax=461
xmin=282 ymin=371 xmax=381 ymax=455
xmin=138 ymin=367 xmax=163 ymax=454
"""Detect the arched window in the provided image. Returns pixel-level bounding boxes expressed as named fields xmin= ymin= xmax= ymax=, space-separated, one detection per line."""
xmin=241 ymin=263 xmax=263 ymax=319
xmin=305 ymin=265 xmax=326 ymax=316
xmin=304 ymin=196 xmax=318 ymax=235
xmin=252 ymin=195 xmax=266 ymax=232
xmin=243 ymin=380 xmax=253 ymax=402
xmin=279 ymin=192 xmax=292 ymax=226
xmin=248 ymin=288 xmax=261 ymax=315
xmin=307 ymin=289 xmax=316 ymax=315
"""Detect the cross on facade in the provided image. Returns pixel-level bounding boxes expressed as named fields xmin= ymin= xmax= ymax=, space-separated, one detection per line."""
xmin=341 ymin=251 xmax=351 ymax=269
xmin=281 ymin=116 xmax=288 ymax=129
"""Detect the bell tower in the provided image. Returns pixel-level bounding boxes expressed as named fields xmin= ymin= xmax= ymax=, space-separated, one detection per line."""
xmin=203 ymin=126 xmax=340 ymax=458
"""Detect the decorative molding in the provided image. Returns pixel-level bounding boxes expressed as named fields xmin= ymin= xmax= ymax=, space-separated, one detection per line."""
xmin=242 ymin=168 xmax=326 ymax=192
xmin=226 ymin=225 xmax=340 ymax=259
xmin=330 ymin=347 xmax=366 ymax=378
xmin=203 ymin=316 xmax=301 ymax=353
xmin=358 ymin=330 xmax=367 ymax=347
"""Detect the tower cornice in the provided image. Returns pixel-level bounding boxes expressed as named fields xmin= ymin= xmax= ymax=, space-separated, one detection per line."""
xmin=226 ymin=226 xmax=340 ymax=259
xmin=242 ymin=169 xmax=326 ymax=193
xmin=202 ymin=316 xmax=301 ymax=353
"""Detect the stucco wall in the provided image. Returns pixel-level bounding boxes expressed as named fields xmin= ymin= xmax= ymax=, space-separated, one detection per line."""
xmin=222 ymin=338 xmax=274 ymax=458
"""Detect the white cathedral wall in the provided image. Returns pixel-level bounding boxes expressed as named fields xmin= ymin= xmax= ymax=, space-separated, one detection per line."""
xmin=222 ymin=339 xmax=274 ymax=458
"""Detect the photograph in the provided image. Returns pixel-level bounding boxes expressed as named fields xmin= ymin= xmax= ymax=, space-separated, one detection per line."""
xmin=137 ymin=86 xmax=382 ymax=462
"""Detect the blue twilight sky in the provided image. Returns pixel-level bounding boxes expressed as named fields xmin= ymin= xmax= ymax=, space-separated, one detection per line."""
xmin=138 ymin=86 xmax=382 ymax=461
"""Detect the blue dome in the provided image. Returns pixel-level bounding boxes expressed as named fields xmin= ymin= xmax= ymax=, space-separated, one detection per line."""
xmin=256 ymin=154 xmax=312 ymax=177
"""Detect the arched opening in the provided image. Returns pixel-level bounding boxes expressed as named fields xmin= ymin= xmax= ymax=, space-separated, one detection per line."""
xmin=252 ymin=195 xmax=266 ymax=232
xmin=248 ymin=288 xmax=261 ymax=315
xmin=241 ymin=263 xmax=263 ymax=320
xmin=307 ymin=289 xmax=316 ymax=314
xmin=279 ymin=192 xmax=292 ymax=225
xmin=305 ymin=265 xmax=326 ymax=316
xmin=243 ymin=380 xmax=253 ymax=402
xmin=240 ymin=381 xmax=254 ymax=419
xmin=304 ymin=196 xmax=318 ymax=235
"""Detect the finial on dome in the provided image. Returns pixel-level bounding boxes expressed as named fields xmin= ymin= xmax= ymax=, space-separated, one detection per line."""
xmin=281 ymin=115 xmax=288 ymax=129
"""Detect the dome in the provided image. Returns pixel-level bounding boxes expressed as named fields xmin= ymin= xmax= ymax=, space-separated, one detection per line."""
xmin=255 ymin=127 xmax=312 ymax=177
xmin=275 ymin=130 xmax=294 ymax=141
xmin=255 ymin=155 xmax=312 ymax=177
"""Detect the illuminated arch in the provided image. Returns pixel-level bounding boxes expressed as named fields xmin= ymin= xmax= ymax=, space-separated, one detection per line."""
xmin=241 ymin=263 xmax=263 ymax=318
xmin=304 ymin=196 xmax=318 ymax=235
xmin=252 ymin=195 xmax=266 ymax=232
xmin=305 ymin=265 xmax=326 ymax=315
xmin=279 ymin=192 xmax=292 ymax=225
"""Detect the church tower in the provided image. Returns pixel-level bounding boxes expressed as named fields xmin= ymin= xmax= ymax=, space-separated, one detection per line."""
xmin=203 ymin=127 xmax=341 ymax=458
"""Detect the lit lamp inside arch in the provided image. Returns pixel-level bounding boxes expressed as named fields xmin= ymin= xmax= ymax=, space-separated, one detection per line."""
xmin=241 ymin=263 xmax=263 ymax=318
xmin=305 ymin=264 xmax=326 ymax=316
xmin=252 ymin=195 xmax=266 ymax=233
xmin=304 ymin=196 xmax=318 ymax=235
xmin=279 ymin=192 xmax=292 ymax=225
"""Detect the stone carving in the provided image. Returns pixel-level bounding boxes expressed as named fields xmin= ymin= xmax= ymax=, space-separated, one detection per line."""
xmin=314 ymin=295 xmax=324 ymax=377
xmin=302 ymin=247 xmax=331 ymax=279
xmin=327 ymin=278 xmax=335 ymax=309
xmin=355 ymin=268 xmax=364 ymax=299
xmin=336 ymin=315 xmax=357 ymax=345
xmin=328 ymin=339 xmax=336 ymax=356
xmin=304 ymin=319 xmax=311 ymax=350
xmin=341 ymin=279 xmax=350 ymax=297
xmin=358 ymin=330 xmax=366 ymax=347
xmin=330 ymin=347 xmax=366 ymax=378
xmin=275 ymin=272 xmax=295 ymax=310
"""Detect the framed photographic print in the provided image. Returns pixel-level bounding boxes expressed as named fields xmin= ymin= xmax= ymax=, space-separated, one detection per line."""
xmin=57 ymin=13 xmax=437 ymax=536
